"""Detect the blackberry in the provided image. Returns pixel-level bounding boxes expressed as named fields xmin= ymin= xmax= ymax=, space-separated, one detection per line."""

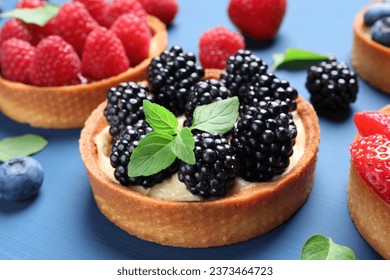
xmin=220 ymin=49 xmax=268 ymax=97
xmin=306 ymin=58 xmax=358 ymax=111
xmin=104 ymin=82 xmax=153 ymax=137
xmin=110 ymin=119 xmax=179 ymax=188
xmin=231 ymin=98 xmax=297 ymax=182
xmin=178 ymin=133 xmax=238 ymax=198
xmin=148 ymin=45 xmax=205 ymax=116
xmin=184 ymin=79 xmax=231 ymax=126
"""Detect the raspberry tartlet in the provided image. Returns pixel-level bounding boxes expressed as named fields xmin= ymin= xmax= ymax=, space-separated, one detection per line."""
xmin=79 ymin=49 xmax=320 ymax=247
xmin=0 ymin=2 xmax=167 ymax=129
xmin=348 ymin=109 xmax=390 ymax=259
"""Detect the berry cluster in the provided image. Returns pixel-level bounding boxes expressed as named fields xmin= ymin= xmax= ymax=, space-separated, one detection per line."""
xmin=364 ymin=1 xmax=390 ymax=47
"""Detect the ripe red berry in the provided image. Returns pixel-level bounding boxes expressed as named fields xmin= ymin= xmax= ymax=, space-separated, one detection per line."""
xmin=354 ymin=111 xmax=390 ymax=139
xmin=104 ymin=0 xmax=147 ymax=28
xmin=350 ymin=134 xmax=390 ymax=204
xmin=110 ymin=13 xmax=151 ymax=66
xmin=228 ymin=0 xmax=287 ymax=40
xmin=43 ymin=2 xmax=98 ymax=56
xmin=199 ymin=26 xmax=245 ymax=69
xmin=138 ymin=0 xmax=178 ymax=25
xmin=30 ymin=36 xmax=81 ymax=86
xmin=16 ymin=0 xmax=45 ymax=8
xmin=73 ymin=0 xmax=107 ymax=27
xmin=0 ymin=38 xmax=35 ymax=84
xmin=0 ymin=19 xmax=40 ymax=46
xmin=82 ymin=27 xmax=130 ymax=80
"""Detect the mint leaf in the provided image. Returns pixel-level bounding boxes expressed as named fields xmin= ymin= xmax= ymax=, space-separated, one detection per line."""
xmin=171 ymin=127 xmax=195 ymax=164
xmin=0 ymin=134 xmax=48 ymax=162
xmin=0 ymin=4 xmax=60 ymax=27
xmin=143 ymin=100 xmax=178 ymax=135
xmin=128 ymin=132 xmax=176 ymax=177
xmin=190 ymin=97 xmax=239 ymax=134
xmin=271 ymin=48 xmax=330 ymax=71
xmin=301 ymin=234 xmax=356 ymax=260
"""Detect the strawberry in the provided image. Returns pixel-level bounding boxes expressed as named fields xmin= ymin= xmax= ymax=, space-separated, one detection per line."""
xmin=0 ymin=19 xmax=40 ymax=46
xmin=81 ymin=27 xmax=130 ymax=80
xmin=354 ymin=111 xmax=390 ymax=139
xmin=30 ymin=36 xmax=81 ymax=86
xmin=199 ymin=26 xmax=245 ymax=69
xmin=43 ymin=2 xmax=98 ymax=56
xmin=350 ymin=134 xmax=390 ymax=204
xmin=73 ymin=0 xmax=107 ymax=27
xmin=16 ymin=0 xmax=45 ymax=8
xmin=0 ymin=38 xmax=35 ymax=84
xmin=228 ymin=0 xmax=287 ymax=40
xmin=110 ymin=13 xmax=151 ymax=65
xmin=138 ymin=0 xmax=178 ymax=25
xmin=104 ymin=0 xmax=147 ymax=28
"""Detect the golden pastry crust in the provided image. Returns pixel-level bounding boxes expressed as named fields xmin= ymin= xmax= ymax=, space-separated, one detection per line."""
xmin=79 ymin=70 xmax=320 ymax=247
xmin=0 ymin=16 xmax=167 ymax=129
xmin=351 ymin=2 xmax=390 ymax=94
xmin=348 ymin=105 xmax=390 ymax=259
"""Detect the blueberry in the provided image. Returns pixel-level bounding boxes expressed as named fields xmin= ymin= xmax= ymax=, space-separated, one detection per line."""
xmin=364 ymin=3 xmax=390 ymax=26
xmin=0 ymin=156 xmax=44 ymax=201
xmin=372 ymin=16 xmax=390 ymax=47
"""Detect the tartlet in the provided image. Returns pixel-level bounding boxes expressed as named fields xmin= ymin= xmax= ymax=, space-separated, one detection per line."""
xmin=79 ymin=70 xmax=320 ymax=248
xmin=0 ymin=16 xmax=167 ymax=129
xmin=351 ymin=1 xmax=390 ymax=94
xmin=348 ymin=106 xmax=390 ymax=259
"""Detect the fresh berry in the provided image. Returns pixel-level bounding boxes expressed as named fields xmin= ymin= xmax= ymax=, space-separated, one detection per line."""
xmin=110 ymin=119 xmax=179 ymax=187
xmin=0 ymin=38 xmax=35 ymax=84
xmin=0 ymin=19 xmax=40 ymax=46
xmin=371 ymin=16 xmax=390 ymax=47
xmin=148 ymin=45 xmax=205 ymax=116
xmin=74 ymin=0 xmax=107 ymax=26
xmin=306 ymin=58 xmax=358 ymax=111
xmin=228 ymin=0 xmax=287 ymax=40
xmin=199 ymin=26 xmax=245 ymax=69
xmin=104 ymin=82 xmax=153 ymax=137
xmin=220 ymin=49 xmax=268 ymax=97
xmin=30 ymin=35 xmax=81 ymax=86
xmin=350 ymin=134 xmax=390 ymax=204
xmin=138 ymin=0 xmax=178 ymax=25
xmin=43 ymin=2 xmax=99 ymax=56
xmin=82 ymin=27 xmax=130 ymax=80
xmin=110 ymin=13 xmax=152 ymax=66
xmin=104 ymin=0 xmax=147 ymax=28
xmin=231 ymin=98 xmax=297 ymax=181
xmin=184 ymin=79 xmax=231 ymax=126
xmin=0 ymin=156 xmax=44 ymax=201
xmin=354 ymin=111 xmax=390 ymax=139
xmin=178 ymin=132 xmax=238 ymax=198
xmin=16 ymin=0 xmax=45 ymax=8
xmin=364 ymin=3 xmax=390 ymax=26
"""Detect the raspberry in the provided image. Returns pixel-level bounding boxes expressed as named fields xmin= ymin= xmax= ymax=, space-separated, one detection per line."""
xmin=104 ymin=0 xmax=147 ymax=28
xmin=29 ymin=36 xmax=81 ymax=86
xmin=81 ymin=27 xmax=130 ymax=80
xmin=199 ymin=26 xmax=245 ymax=69
xmin=0 ymin=19 xmax=40 ymax=46
xmin=16 ymin=0 xmax=45 ymax=8
xmin=138 ymin=0 xmax=178 ymax=25
xmin=43 ymin=2 xmax=98 ymax=56
xmin=74 ymin=0 xmax=107 ymax=26
xmin=354 ymin=111 xmax=390 ymax=139
xmin=110 ymin=13 xmax=152 ymax=66
xmin=0 ymin=38 xmax=35 ymax=84
xmin=350 ymin=134 xmax=390 ymax=204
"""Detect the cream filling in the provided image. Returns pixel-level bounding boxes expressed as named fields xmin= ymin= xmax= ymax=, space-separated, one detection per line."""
xmin=95 ymin=112 xmax=306 ymax=201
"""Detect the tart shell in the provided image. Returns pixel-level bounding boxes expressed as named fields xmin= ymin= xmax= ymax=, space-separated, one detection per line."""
xmin=351 ymin=2 xmax=390 ymax=94
xmin=348 ymin=106 xmax=390 ymax=259
xmin=0 ymin=16 xmax=167 ymax=129
xmin=79 ymin=70 xmax=320 ymax=248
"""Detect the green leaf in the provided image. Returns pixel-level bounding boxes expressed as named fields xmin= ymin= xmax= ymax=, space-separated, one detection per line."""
xmin=143 ymin=100 xmax=178 ymax=135
xmin=128 ymin=132 xmax=176 ymax=177
xmin=0 ymin=4 xmax=60 ymax=27
xmin=0 ymin=134 xmax=48 ymax=162
xmin=171 ymin=127 xmax=195 ymax=164
xmin=190 ymin=97 xmax=239 ymax=134
xmin=301 ymin=234 xmax=356 ymax=260
xmin=271 ymin=48 xmax=330 ymax=71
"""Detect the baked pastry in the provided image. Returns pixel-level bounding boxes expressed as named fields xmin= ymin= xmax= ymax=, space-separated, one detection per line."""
xmin=351 ymin=1 xmax=390 ymax=93
xmin=80 ymin=62 xmax=320 ymax=247
xmin=348 ymin=106 xmax=390 ymax=259
xmin=0 ymin=15 xmax=167 ymax=129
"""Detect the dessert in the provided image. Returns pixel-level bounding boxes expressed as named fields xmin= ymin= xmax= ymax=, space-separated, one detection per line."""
xmin=351 ymin=1 xmax=390 ymax=94
xmin=0 ymin=1 xmax=167 ymax=128
xmin=80 ymin=49 xmax=320 ymax=247
xmin=348 ymin=109 xmax=390 ymax=259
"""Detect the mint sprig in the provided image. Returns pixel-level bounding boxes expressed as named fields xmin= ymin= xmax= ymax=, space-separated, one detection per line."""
xmin=128 ymin=97 xmax=239 ymax=177
xmin=271 ymin=48 xmax=330 ymax=71
xmin=0 ymin=4 xmax=60 ymax=27
xmin=0 ymin=134 xmax=48 ymax=162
